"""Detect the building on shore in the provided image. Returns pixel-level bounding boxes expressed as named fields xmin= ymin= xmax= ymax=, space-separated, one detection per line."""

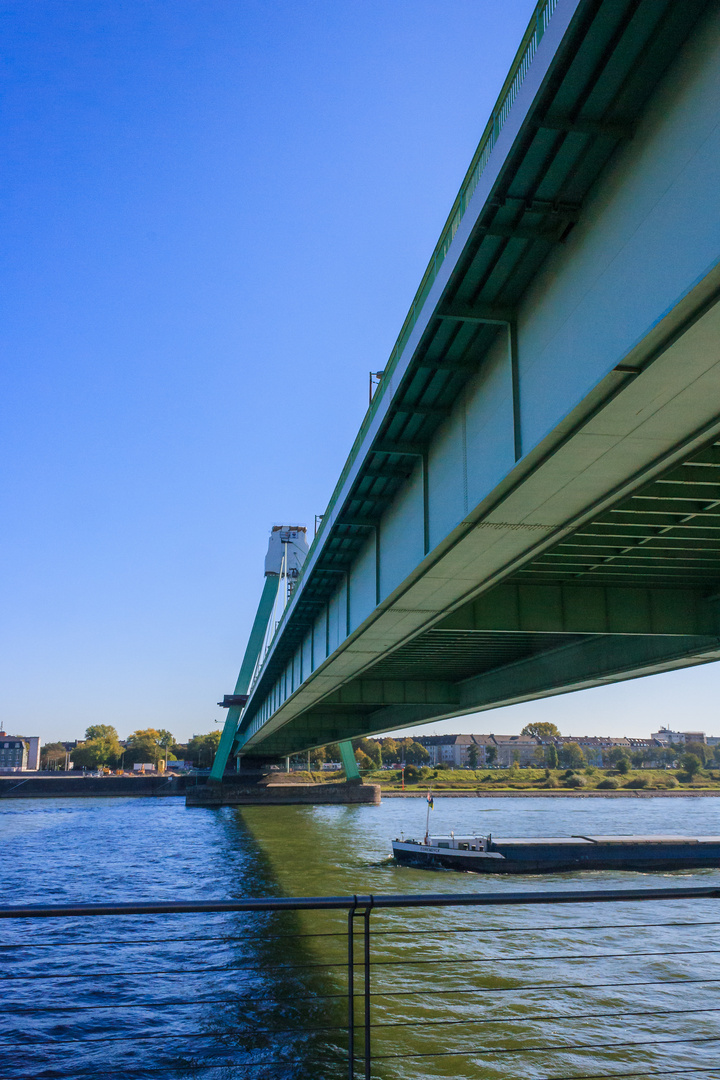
xmin=541 ymin=736 xmax=659 ymax=767
xmin=414 ymin=733 xmax=543 ymax=768
xmin=0 ymin=734 xmax=28 ymax=773
xmin=490 ymin=735 xmax=544 ymax=767
xmin=414 ymin=735 xmax=487 ymax=768
xmin=652 ymin=728 xmax=708 ymax=746
xmin=410 ymin=730 xmax=715 ymax=768
xmin=17 ymin=735 xmax=40 ymax=771
xmin=0 ymin=731 xmax=40 ymax=772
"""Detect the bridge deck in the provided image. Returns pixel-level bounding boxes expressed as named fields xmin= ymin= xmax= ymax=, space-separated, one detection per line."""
xmin=228 ymin=0 xmax=720 ymax=759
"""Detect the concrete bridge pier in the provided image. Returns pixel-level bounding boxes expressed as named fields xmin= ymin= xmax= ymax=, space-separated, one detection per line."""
xmin=185 ymin=771 xmax=381 ymax=807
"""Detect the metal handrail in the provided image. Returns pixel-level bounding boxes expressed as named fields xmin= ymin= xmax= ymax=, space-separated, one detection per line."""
xmin=4 ymin=883 xmax=720 ymax=1080
xmin=3 ymin=883 xmax=720 ymax=918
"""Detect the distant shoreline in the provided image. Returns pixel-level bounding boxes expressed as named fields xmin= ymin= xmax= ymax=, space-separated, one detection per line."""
xmin=382 ymin=789 xmax=720 ymax=798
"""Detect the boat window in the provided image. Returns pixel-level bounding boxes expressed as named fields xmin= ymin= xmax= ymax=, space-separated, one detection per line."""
xmin=459 ymin=843 xmax=469 ymax=850
xmin=437 ymin=842 xmax=450 ymax=849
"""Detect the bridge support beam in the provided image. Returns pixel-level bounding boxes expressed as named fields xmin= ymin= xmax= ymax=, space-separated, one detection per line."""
xmin=210 ymin=574 xmax=280 ymax=782
xmin=338 ymin=740 xmax=360 ymax=782
xmin=437 ymin=583 xmax=720 ymax=637
xmin=457 ymin=634 xmax=720 ymax=713
xmin=238 ymin=630 xmax=720 ymax=758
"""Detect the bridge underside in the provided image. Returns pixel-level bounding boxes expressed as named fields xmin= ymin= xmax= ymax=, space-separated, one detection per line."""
xmin=252 ymin=437 xmax=720 ymax=757
xmin=226 ymin=0 xmax=720 ymax=762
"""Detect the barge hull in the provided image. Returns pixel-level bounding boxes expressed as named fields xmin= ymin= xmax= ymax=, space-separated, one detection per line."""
xmin=393 ymin=836 xmax=720 ymax=874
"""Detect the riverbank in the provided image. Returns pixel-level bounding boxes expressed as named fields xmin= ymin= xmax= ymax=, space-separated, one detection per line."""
xmin=6 ymin=770 xmax=720 ymax=800
xmin=383 ymin=788 xmax=720 ymax=797
xmin=0 ymin=772 xmax=382 ymax=806
xmin=289 ymin=765 xmax=720 ymax=796
xmin=0 ymin=774 xmax=187 ymax=798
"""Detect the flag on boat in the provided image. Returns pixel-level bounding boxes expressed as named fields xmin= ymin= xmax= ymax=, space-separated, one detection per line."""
xmin=427 ymin=791 xmax=434 ymax=809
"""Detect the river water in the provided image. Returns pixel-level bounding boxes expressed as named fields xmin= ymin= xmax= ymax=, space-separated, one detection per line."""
xmin=2 ymin=794 xmax=720 ymax=1079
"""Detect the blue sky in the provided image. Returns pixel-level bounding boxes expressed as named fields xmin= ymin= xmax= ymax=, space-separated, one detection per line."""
xmin=2 ymin=0 xmax=718 ymax=746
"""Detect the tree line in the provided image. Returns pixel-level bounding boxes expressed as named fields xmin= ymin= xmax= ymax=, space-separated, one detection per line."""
xmin=41 ymin=717 xmax=716 ymax=777
xmin=41 ymin=727 xmax=222 ymax=770
xmin=294 ymin=737 xmax=431 ymax=771
xmin=517 ymin=722 xmax=719 ymax=772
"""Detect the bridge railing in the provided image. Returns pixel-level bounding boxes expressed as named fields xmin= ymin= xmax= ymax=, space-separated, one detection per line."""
xmin=2 ymin=882 xmax=719 ymax=1079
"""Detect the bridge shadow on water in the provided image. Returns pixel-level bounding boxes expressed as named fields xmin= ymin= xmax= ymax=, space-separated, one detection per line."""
xmin=0 ymin=798 xmax=348 ymax=1080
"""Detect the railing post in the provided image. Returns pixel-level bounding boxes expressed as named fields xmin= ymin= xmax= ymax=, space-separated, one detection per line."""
xmin=348 ymin=899 xmax=356 ymax=1079
xmin=348 ymin=897 xmax=373 ymax=1079
xmin=363 ymin=900 xmax=373 ymax=1079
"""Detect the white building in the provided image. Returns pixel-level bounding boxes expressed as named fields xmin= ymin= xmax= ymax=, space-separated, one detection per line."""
xmin=652 ymin=728 xmax=707 ymax=746
xmin=414 ymin=735 xmax=489 ymax=768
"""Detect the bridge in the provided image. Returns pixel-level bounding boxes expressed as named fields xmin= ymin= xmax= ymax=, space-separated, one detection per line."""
xmin=213 ymin=0 xmax=720 ymax=775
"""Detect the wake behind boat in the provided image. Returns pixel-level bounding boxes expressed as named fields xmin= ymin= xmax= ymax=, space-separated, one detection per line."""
xmin=391 ymin=832 xmax=720 ymax=874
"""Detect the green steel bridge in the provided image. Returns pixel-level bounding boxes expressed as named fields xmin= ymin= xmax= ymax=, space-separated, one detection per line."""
xmin=213 ymin=0 xmax=720 ymax=776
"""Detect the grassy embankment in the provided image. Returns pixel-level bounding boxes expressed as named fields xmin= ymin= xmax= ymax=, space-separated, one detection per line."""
xmin=285 ymin=767 xmax=720 ymax=792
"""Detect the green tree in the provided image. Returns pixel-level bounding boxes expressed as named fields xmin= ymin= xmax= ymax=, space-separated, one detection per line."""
xmin=616 ymin=756 xmax=631 ymax=775
xmin=124 ymin=728 xmax=165 ymax=767
xmin=380 ymin=737 xmax=399 ymax=762
xmin=157 ymin=729 xmax=175 ymax=766
xmin=187 ymin=731 xmax=222 ymax=769
xmin=521 ymin=722 xmax=561 ymax=739
xmin=354 ymin=749 xmax=375 ymax=771
xmin=685 ymin=741 xmax=712 ymax=766
xmin=559 ymin=742 xmax=585 ymax=770
xmin=405 ymin=740 xmax=430 ymax=765
xmin=84 ymin=724 xmax=119 ymax=742
xmin=41 ymin=742 xmax=67 ymax=770
xmin=71 ymin=725 xmax=123 ymax=769
xmin=354 ymin=738 xmax=382 ymax=769
xmin=395 ymin=738 xmax=429 ymax=765
xmin=309 ymin=746 xmax=326 ymax=768
xmin=486 ymin=745 xmax=498 ymax=766
xmin=680 ymin=752 xmax=702 ymax=778
xmin=546 ymin=744 xmax=558 ymax=769
xmin=71 ymin=736 xmax=121 ymax=770
xmin=468 ymin=745 xmax=479 ymax=769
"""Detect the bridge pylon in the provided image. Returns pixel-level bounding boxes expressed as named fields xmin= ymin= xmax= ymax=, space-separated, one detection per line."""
xmin=210 ymin=525 xmax=360 ymax=781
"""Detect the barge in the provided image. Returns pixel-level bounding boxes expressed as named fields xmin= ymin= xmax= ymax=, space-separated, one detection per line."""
xmin=391 ymin=833 xmax=720 ymax=874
